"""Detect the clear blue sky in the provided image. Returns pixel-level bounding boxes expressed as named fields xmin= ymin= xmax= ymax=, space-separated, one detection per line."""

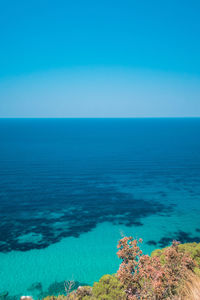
xmin=0 ymin=0 xmax=200 ymax=117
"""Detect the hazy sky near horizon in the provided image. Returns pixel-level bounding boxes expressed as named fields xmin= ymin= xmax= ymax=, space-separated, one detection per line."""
xmin=0 ymin=0 xmax=200 ymax=117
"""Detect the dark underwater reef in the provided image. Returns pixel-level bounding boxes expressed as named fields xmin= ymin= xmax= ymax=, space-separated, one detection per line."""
xmin=0 ymin=186 xmax=174 ymax=252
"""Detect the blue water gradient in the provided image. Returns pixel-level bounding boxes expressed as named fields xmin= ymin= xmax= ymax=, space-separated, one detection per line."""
xmin=0 ymin=118 xmax=200 ymax=298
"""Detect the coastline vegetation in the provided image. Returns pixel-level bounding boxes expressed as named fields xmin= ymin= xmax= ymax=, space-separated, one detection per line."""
xmin=39 ymin=238 xmax=200 ymax=300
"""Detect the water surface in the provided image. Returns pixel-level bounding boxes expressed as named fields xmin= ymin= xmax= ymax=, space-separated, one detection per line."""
xmin=0 ymin=118 xmax=200 ymax=298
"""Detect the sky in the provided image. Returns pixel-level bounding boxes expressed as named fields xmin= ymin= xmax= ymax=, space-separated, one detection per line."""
xmin=0 ymin=0 xmax=200 ymax=117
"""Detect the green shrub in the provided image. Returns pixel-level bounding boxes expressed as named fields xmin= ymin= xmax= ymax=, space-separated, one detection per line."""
xmin=74 ymin=286 xmax=93 ymax=300
xmin=43 ymin=296 xmax=67 ymax=300
xmin=92 ymin=274 xmax=126 ymax=300
xmin=151 ymin=242 xmax=200 ymax=276
xmin=178 ymin=242 xmax=200 ymax=275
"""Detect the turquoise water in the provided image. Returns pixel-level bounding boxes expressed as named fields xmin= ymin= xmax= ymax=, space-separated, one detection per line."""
xmin=0 ymin=118 xmax=200 ymax=299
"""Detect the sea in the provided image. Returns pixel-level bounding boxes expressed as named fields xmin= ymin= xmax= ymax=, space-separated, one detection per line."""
xmin=0 ymin=118 xmax=200 ymax=299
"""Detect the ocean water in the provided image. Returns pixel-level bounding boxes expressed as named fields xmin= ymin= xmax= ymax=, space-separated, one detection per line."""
xmin=0 ymin=118 xmax=200 ymax=299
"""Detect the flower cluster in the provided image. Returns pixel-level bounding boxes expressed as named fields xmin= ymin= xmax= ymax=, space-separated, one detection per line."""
xmin=117 ymin=237 xmax=196 ymax=300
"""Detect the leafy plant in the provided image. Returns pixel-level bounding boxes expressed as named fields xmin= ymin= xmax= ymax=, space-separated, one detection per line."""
xmin=152 ymin=242 xmax=200 ymax=276
xmin=117 ymin=237 xmax=196 ymax=300
xmin=92 ymin=274 xmax=126 ymax=300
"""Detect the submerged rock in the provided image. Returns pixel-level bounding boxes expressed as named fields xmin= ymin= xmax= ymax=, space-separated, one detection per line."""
xmin=0 ymin=291 xmax=8 ymax=300
xmin=27 ymin=282 xmax=43 ymax=291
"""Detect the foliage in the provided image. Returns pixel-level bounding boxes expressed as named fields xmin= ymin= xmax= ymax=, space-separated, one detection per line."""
xmin=152 ymin=242 xmax=200 ymax=276
xmin=117 ymin=237 xmax=196 ymax=300
xmin=92 ymin=274 xmax=126 ymax=300
xmin=72 ymin=286 xmax=93 ymax=300
xmin=67 ymin=275 xmax=125 ymax=300
xmin=43 ymin=296 xmax=67 ymax=300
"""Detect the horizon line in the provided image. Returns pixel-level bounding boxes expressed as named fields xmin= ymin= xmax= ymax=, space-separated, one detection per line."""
xmin=0 ymin=117 xmax=200 ymax=119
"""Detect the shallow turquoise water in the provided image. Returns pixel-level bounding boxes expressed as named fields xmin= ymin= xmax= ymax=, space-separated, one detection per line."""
xmin=0 ymin=118 xmax=200 ymax=298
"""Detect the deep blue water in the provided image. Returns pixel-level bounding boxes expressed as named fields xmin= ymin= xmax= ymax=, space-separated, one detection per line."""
xmin=0 ymin=118 xmax=200 ymax=252
xmin=0 ymin=118 xmax=200 ymax=297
